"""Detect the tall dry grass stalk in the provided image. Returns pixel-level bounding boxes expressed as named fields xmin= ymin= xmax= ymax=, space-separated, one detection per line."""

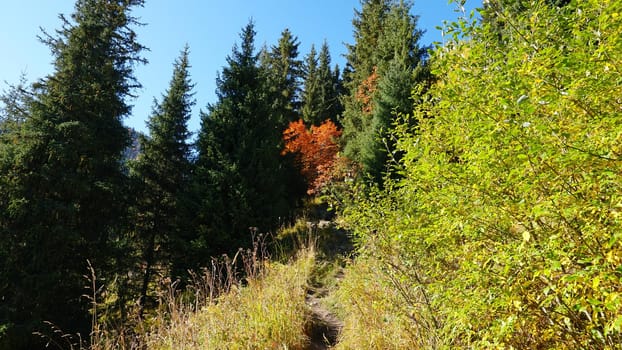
xmin=89 ymin=234 xmax=315 ymax=349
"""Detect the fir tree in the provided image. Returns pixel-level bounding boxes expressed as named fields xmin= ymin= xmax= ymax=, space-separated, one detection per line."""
xmin=130 ymin=46 xmax=194 ymax=316
xmin=262 ymin=28 xmax=303 ymax=126
xmin=262 ymin=29 xmax=308 ymax=210
xmin=317 ymin=41 xmax=344 ymax=125
xmin=0 ymin=77 xmax=32 ymax=136
xmin=301 ymin=42 xmax=343 ymax=126
xmin=301 ymin=44 xmax=321 ymax=124
xmin=195 ymin=22 xmax=295 ymax=256
xmin=346 ymin=0 xmax=391 ymax=81
xmin=340 ymin=0 xmax=428 ymax=182
xmin=0 ymin=0 xmax=145 ymax=347
xmin=340 ymin=0 xmax=393 ymax=180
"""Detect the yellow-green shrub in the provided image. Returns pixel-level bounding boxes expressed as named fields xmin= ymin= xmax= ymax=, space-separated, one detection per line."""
xmin=332 ymin=256 xmax=436 ymax=349
xmin=342 ymin=1 xmax=622 ymax=348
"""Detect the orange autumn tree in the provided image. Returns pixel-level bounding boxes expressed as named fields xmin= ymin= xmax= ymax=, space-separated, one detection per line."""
xmin=282 ymin=119 xmax=342 ymax=194
xmin=355 ymin=66 xmax=379 ymax=114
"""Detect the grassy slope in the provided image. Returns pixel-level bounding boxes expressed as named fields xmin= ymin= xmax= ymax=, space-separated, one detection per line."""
xmin=146 ymin=250 xmax=314 ymax=349
xmin=92 ymin=247 xmax=314 ymax=350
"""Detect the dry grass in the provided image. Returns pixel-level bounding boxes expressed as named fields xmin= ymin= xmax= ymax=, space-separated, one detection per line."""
xmin=90 ymin=240 xmax=316 ymax=350
xmin=330 ymin=257 xmax=432 ymax=350
xmin=147 ymin=249 xmax=314 ymax=349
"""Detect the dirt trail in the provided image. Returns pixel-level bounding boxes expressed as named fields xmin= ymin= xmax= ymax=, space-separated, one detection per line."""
xmin=301 ymin=204 xmax=353 ymax=349
xmin=303 ymin=249 xmax=348 ymax=349
xmin=305 ymin=286 xmax=343 ymax=349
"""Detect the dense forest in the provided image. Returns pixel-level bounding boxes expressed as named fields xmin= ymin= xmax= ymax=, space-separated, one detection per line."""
xmin=1 ymin=0 xmax=621 ymax=349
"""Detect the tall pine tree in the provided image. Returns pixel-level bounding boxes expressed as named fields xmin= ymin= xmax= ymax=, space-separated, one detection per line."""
xmin=130 ymin=46 xmax=194 ymax=316
xmin=261 ymin=28 xmax=303 ymax=126
xmin=301 ymin=44 xmax=321 ymax=124
xmin=317 ymin=41 xmax=344 ymax=125
xmin=301 ymin=41 xmax=343 ymax=126
xmin=261 ymin=29 xmax=308 ymax=206
xmin=0 ymin=77 xmax=32 ymax=136
xmin=194 ymin=22 xmax=294 ymax=255
xmin=0 ymin=0 xmax=145 ymax=347
xmin=340 ymin=0 xmax=428 ymax=182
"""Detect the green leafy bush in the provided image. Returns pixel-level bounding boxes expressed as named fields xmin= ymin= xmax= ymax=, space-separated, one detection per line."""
xmin=340 ymin=1 xmax=622 ymax=348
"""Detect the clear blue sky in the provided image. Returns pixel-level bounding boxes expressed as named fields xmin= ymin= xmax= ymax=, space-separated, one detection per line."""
xmin=0 ymin=1 xmax=481 ymax=135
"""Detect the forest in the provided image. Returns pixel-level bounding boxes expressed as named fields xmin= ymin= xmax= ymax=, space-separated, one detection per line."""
xmin=1 ymin=0 xmax=621 ymax=349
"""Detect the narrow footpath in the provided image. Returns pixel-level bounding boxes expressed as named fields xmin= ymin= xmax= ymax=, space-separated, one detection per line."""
xmin=305 ymin=270 xmax=344 ymax=349
xmin=300 ymin=206 xmax=353 ymax=350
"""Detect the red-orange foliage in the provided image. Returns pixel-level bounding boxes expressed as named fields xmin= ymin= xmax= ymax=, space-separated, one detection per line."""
xmin=282 ymin=119 xmax=342 ymax=195
xmin=355 ymin=66 xmax=379 ymax=114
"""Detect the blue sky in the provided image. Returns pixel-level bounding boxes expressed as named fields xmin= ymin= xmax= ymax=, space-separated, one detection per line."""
xmin=0 ymin=1 xmax=481 ymax=135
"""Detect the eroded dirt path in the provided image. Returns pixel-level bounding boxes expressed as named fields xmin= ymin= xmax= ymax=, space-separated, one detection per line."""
xmin=303 ymin=250 xmax=348 ymax=349
xmin=301 ymin=203 xmax=353 ymax=349
xmin=305 ymin=285 xmax=343 ymax=349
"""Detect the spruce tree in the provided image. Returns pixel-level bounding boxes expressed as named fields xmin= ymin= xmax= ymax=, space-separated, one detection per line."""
xmin=301 ymin=42 xmax=343 ymax=126
xmin=195 ymin=22 xmax=293 ymax=255
xmin=130 ymin=46 xmax=194 ymax=316
xmin=0 ymin=0 xmax=145 ymax=347
xmin=0 ymin=78 xmax=32 ymax=136
xmin=261 ymin=29 xmax=307 ymax=211
xmin=301 ymin=44 xmax=321 ymax=124
xmin=340 ymin=0 xmax=393 ymax=180
xmin=340 ymin=0 xmax=428 ymax=182
xmin=346 ymin=0 xmax=391 ymax=80
xmin=317 ymin=41 xmax=344 ymax=125
xmin=262 ymin=28 xmax=303 ymax=126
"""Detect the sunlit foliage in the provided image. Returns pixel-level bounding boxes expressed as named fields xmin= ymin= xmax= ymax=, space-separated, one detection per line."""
xmin=341 ymin=0 xmax=622 ymax=347
xmin=283 ymin=119 xmax=342 ymax=195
